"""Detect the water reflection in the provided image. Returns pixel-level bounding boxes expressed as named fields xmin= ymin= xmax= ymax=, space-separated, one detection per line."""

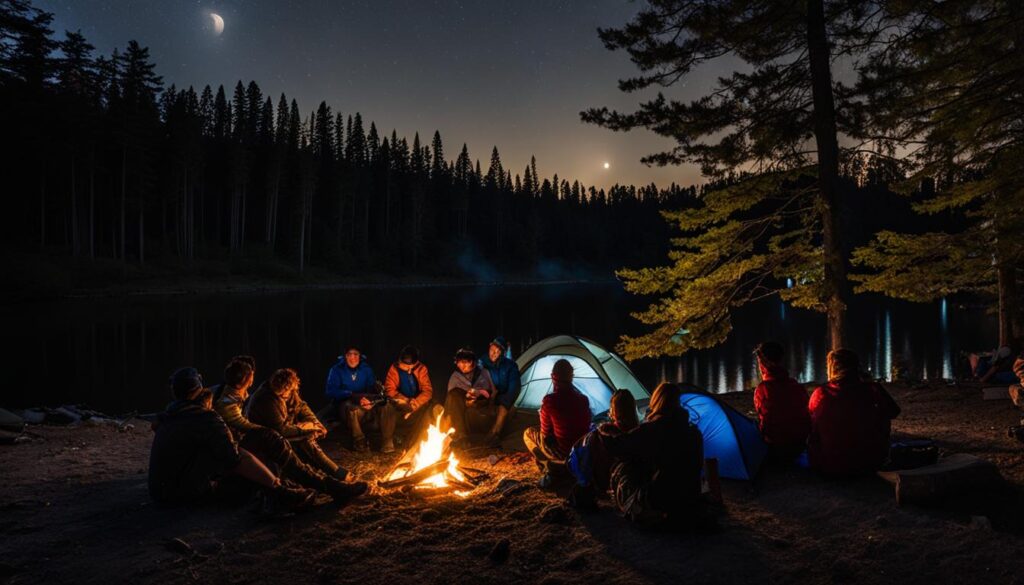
xmin=3 ymin=285 xmax=996 ymax=412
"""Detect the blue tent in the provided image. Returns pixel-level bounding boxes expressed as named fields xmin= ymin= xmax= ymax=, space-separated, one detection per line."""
xmin=680 ymin=392 xmax=767 ymax=480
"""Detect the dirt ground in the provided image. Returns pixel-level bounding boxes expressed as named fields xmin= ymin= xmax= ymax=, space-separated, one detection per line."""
xmin=2 ymin=383 xmax=1023 ymax=585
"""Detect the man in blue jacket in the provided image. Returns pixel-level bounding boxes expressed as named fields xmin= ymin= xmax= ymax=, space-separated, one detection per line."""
xmin=324 ymin=346 xmax=380 ymax=452
xmin=480 ymin=336 xmax=521 ymax=446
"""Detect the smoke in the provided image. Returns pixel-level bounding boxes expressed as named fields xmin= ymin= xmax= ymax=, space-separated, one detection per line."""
xmin=455 ymin=244 xmax=499 ymax=283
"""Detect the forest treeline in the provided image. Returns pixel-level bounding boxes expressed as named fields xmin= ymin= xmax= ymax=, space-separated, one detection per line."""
xmin=0 ymin=0 xmax=698 ymax=282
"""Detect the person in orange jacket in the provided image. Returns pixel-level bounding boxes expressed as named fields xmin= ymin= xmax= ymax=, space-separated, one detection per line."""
xmin=380 ymin=345 xmax=440 ymax=453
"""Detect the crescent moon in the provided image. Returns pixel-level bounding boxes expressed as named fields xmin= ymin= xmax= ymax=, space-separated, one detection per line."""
xmin=209 ymin=13 xmax=225 ymax=35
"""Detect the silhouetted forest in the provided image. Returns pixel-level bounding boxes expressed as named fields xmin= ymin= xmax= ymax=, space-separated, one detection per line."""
xmin=0 ymin=0 xmax=936 ymax=293
xmin=0 ymin=1 xmax=705 ymax=285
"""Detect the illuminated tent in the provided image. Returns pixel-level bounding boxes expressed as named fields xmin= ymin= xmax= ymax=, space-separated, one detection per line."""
xmin=679 ymin=392 xmax=767 ymax=480
xmin=515 ymin=335 xmax=649 ymax=416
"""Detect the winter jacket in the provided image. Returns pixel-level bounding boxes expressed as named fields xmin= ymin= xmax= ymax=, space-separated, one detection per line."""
xmin=383 ymin=362 xmax=433 ymax=411
xmin=245 ymin=382 xmax=321 ymax=440
xmin=325 ymin=358 xmax=377 ymax=401
xmin=540 ymin=381 xmax=592 ymax=453
xmin=447 ymin=367 xmax=496 ymax=399
xmin=808 ymin=378 xmax=900 ymax=476
xmin=481 ymin=356 xmax=521 ymax=409
xmin=148 ymin=399 xmax=241 ymax=504
xmin=602 ymin=408 xmax=704 ymax=512
xmin=753 ymin=366 xmax=811 ymax=449
xmin=212 ymin=386 xmax=265 ymax=443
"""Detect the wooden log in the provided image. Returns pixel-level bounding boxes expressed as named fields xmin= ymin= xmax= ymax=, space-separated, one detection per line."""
xmin=981 ymin=386 xmax=1009 ymax=401
xmin=444 ymin=473 xmax=477 ymax=491
xmin=877 ymin=453 xmax=1002 ymax=506
xmin=377 ymin=459 xmax=449 ymax=489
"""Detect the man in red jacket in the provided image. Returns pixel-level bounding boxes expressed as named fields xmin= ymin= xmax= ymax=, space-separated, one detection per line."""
xmin=523 ymin=359 xmax=591 ymax=486
xmin=808 ymin=349 xmax=901 ymax=476
xmin=753 ymin=341 xmax=810 ymax=462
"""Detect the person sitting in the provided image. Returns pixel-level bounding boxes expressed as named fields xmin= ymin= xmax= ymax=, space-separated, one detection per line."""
xmin=323 ymin=346 xmax=382 ymax=452
xmin=246 ymin=368 xmax=348 ymax=479
xmin=148 ymin=367 xmax=315 ymax=514
xmin=381 ymin=345 xmax=440 ymax=452
xmin=752 ymin=341 xmax=811 ymax=462
xmin=567 ymin=389 xmax=640 ymax=509
xmin=808 ymin=349 xmax=901 ymax=476
xmin=479 ymin=336 xmax=522 ymax=445
xmin=969 ymin=339 xmax=1021 ymax=384
xmin=213 ymin=357 xmax=367 ymax=503
xmin=602 ymin=382 xmax=705 ymax=525
xmin=443 ymin=348 xmax=497 ymax=448
xmin=522 ymin=359 xmax=591 ymax=486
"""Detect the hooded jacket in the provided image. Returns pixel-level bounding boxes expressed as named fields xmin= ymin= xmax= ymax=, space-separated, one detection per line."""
xmin=753 ymin=365 xmax=811 ymax=449
xmin=481 ymin=355 xmax=521 ymax=409
xmin=325 ymin=357 xmax=377 ymax=401
xmin=245 ymin=382 xmax=321 ymax=439
xmin=540 ymin=380 xmax=591 ymax=453
xmin=808 ymin=378 xmax=900 ymax=476
xmin=148 ymin=400 xmax=241 ymax=503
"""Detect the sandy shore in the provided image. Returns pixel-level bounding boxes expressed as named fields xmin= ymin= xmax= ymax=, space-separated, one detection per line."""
xmin=2 ymin=383 xmax=1023 ymax=585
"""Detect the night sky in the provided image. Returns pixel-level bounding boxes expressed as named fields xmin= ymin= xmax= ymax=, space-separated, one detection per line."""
xmin=36 ymin=0 xmax=713 ymax=189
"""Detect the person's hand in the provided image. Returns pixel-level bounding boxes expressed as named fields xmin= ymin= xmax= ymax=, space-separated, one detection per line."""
xmin=394 ymin=396 xmax=413 ymax=412
xmin=360 ymin=396 xmax=373 ymax=410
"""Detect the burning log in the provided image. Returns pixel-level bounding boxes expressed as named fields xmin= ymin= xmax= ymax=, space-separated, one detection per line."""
xmin=378 ymin=459 xmax=450 ymax=489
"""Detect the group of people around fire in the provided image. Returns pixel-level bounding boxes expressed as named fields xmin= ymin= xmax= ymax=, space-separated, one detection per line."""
xmin=147 ymin=334 xmax=902 ymax=525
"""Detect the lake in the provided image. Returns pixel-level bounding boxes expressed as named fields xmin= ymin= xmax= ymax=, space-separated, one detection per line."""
xmin=3 ymin=283 xmax=997 ymax=413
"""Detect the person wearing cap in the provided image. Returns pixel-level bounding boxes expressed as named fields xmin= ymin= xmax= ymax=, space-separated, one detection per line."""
xmin=323 ymin=346 xmax=381 ymax=452
xmin=444 ymin=348 xmax=497 ymax=448
xmin=480 ymin=336 xmax=521 ymax=445
xmin=212 ymin=356 xmax=368 ymax=504
xmin=380 ymin=345 xmax=438 ymax=453
xmin=148 ymin=367 xmax=316 ymax=514
xmin=752 ymin=341 xmax=811 ymax=463
xmin=247 ymin=368 xmax=348 ymax=480
xmin=522 ymin=358 xmax=591 ymax=486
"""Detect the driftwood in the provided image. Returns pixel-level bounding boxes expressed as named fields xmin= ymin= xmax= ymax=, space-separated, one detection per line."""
xmin=878 ymin=453 xmax=1002 ymax=506
xmin=444 ymin=474 xmax=477 ymax=491
xmin=378 ymin=459 xmax=450 ymax=489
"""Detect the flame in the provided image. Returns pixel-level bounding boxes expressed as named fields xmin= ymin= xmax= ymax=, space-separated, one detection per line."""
xmin=387 ymin=414 xmax=468 ymax=492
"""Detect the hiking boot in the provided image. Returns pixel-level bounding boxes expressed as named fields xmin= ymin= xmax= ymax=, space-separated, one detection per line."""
xmin=381 ymin=438 xmax=396 ymax=454
xmin=262 ymin=483 xmax=316 ymax=516
xmin=352 ymin=436 xmax=369 ymax=453
xmin=483 ymin=432 xmax=502 ymax=449
xmin=324 ymin=478 xmax=369 ymax=505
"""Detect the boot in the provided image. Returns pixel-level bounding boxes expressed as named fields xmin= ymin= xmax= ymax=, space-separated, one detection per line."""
xmin=262 ymin=482 xmax=316 ymax=516
xmin=323 ymin=477 xmax=369 ymax=505
xmin=352 ymin=435 xmax=369 ymax=453
xmin=381 ymin=438 xmax=396 ymax=454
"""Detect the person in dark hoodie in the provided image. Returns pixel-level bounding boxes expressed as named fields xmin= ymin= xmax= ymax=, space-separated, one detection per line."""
xmin=479 ymin=336 xmax=521 ymax=445
xmin=247 ymin=368 xmax=348 ymax=479
xmin=212 ymin=357 xmax=367 ymax=504
xmin=752 ymin=341 xmax=811 ymax=462
xmin=603 ymin=382 xmax=705 ymax=524
xmin=522 ymin=359 xmax=591 ymax=486
xmin=808 ymin=349 xmax=901 ymax=476
xmin=444 ymin=348 xmax=497 ymax=448
xmin=148 ymin=367 xmax=315 ymax=514
xmin=568 ymin=389 xmax=641 ymax=509
xmin=323 ymin=346 xmax=382 ymax=452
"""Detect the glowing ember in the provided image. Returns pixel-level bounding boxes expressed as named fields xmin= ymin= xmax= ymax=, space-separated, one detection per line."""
xmin=386 ymin=414 xmax=469 ymax=494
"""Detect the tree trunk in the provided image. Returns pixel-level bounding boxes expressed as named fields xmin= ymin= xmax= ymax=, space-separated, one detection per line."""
xmin=120 ymin=147 xmax=127 ymax=268
xmin=806 ymin=0 xmax=848 ymax=351
xmin=70 ymin=156 xmax=79 ymax=257
xmin=39 ymin=168 xmax=46 ymax=251
xmin=996 ymin=261 xmax=1018 ymax=346
xmin=138 ymin=204 xmax=145 ymax=266
xmin=88 ymin=156 xmax=95 ymax=261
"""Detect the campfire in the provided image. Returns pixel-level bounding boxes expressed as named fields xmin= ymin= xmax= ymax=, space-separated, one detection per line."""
xmin=378 ymin=412 xmax=487 ymax=497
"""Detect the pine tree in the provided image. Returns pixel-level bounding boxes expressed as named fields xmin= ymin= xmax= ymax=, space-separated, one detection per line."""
xmin=583 ymin=0 xmax=884 ymax=357
xmin=851 ymin=0 xmax=1024 ymax=343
